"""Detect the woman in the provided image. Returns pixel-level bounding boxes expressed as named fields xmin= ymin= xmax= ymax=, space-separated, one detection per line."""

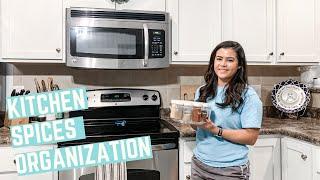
xmin=191 ymin=41 xmax=262 ymax=180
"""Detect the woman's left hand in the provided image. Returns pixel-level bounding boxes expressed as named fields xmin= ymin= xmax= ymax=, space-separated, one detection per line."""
xmin=196 ymin=118 xmax=219 ymax=135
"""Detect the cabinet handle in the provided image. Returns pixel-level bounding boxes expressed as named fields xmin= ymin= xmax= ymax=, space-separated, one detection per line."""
xmin=280 ymin=52 xmax=285 ymax=56
xmin=174 ymin=51 xmax=178 ymax=55
xmin=56 ymin=48 xmax=61 ymax=53
xmin=269 ymin=52 xmax=274 ymax=56
xmin=13 ymin=160 xmax=16 ymax=164
xmin=186 ymin=175 xmax=190 ymax=180
xmin=301 ymin=154 xmax=307 ymax=161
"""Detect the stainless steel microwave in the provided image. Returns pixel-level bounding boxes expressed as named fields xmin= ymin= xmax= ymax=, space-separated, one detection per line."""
xmin=66 ymin=8 xmax=170 ymax=69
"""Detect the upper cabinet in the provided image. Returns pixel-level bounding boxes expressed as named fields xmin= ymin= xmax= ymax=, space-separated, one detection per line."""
xmin=222 ymin=0 xmax=320 ymax=65
xmin=167 ymin=0 xmax=222 ymax=64
xmin=115 ymin=0 xmax=166 ymax=11
xmin=276 ymin=0 xmax=320 ymax=64
xmin=0 ymin=0 xmax=63 ymax=62
xmin=222 ymin=0 xmax=273 ymax=64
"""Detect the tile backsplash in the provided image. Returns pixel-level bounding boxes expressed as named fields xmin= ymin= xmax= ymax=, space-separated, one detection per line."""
xmin=8 ymin=64 xmax=301 ymax=107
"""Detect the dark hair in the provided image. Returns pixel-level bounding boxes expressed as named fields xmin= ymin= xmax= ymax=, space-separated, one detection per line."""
xmin=198 ymin=41 xmax=248 ymax=112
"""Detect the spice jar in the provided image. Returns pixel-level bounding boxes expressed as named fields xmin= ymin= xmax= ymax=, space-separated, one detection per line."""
xmin=200 ymin=103 xmax=210 ymax=123
xmin=170 ymin=100 xmax=184 ymax=120
xmin=192 ymin=102 xmax=203 ymax=123
xmin=182 ymin=101 xmax=193 ymax=123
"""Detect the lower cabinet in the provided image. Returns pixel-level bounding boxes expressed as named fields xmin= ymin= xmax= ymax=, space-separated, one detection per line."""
xmin=179 ymin=136 xmax=320 ymax=180
xmin=179 ymin=138 xmax=196 ymax=180
xmin=0 ymin=145 xmax=57 ymax=180
xmin=248 ymin=137 xmax=281 ymax=180
xmin=281 ymin=137 xmax=317 ymax=180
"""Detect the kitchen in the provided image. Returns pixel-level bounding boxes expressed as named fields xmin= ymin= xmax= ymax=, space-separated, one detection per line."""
xmin=0 ymin=0 xmax=320 ymax=180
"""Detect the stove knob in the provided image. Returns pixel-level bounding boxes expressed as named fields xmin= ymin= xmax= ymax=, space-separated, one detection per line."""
xmin=142 ymin=94 xmax=149 ymax=101
xmin=151 ymin=94 xmax=158 ymax=101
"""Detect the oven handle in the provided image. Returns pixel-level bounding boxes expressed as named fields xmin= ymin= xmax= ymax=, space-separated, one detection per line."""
xmin=152 ymin=143 xmax=177 ymax=151
xmin=143 ymin=23 xmax=149 ymax=67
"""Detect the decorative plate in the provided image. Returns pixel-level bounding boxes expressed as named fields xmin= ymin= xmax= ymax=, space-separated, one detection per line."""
xmin=271 ymin=79 xmax=310 ymax=114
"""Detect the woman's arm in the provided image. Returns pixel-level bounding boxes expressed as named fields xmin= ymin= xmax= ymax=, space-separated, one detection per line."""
xmin=198 ymin=119 xmax=260 ymax=145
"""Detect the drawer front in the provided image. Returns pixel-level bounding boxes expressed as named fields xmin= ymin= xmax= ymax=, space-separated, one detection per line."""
xmin=184 ymin=141 xmax=196 ymax=163
xmin=0 ymin=145 xmax=56 ymax=173
xmin=0 ymin=147 xmax=17 ymax=172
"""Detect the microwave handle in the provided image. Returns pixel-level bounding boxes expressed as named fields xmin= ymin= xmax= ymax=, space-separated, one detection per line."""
xmin=143 ymin=24 xmax=149 ymax=67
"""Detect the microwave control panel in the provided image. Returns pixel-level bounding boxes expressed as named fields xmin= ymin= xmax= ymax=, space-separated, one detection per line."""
xmin=149 ymin=30 xmax=165 ymax=58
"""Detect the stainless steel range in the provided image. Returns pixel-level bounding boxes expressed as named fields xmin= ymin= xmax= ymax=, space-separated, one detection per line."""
xmin=58 ymin=88 xmax=179 ymax=180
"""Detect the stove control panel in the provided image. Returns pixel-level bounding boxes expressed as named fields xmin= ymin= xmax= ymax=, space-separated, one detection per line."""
xmin=87 ymin=89 xmax=161 ymax=107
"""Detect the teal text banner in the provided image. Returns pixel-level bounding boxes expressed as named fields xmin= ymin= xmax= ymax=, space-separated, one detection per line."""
xmin=10 ymin=117 xmax=86 ymax=147
xmin=6 ymin=88 xmax=88 ymax=119
xmin=15 ymin=136 xmax=153 ymax=176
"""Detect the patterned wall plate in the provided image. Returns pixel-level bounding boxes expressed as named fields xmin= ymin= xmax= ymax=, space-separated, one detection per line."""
xmin=271 ymin=79 xmax=311 ymax=114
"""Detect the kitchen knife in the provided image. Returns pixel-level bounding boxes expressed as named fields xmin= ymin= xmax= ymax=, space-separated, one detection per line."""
xmin=34 ymin=78 xmax=41 ymax=93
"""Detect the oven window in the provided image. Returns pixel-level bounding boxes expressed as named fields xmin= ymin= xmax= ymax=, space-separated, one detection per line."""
xmin=70 ymin=27 xmax=144 ymax=59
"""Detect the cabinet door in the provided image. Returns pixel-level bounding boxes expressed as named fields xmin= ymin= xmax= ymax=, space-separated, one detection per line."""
xmin=276 ymin=0 xmax=320 ymax=63
xmin=1 ymin=0 xmax=63 ymax=61
xmin=116 ymin=0 xmax=166 ymax=11
xmin=168 ymin=0 xmax=222 ymax=64
xmin=282 ymin=138 xmax=313 ymax=180
xmin=249 ymin=137 xmax=281 ymax=180
xmin=222 ymin=0 xmax=274 ymax=64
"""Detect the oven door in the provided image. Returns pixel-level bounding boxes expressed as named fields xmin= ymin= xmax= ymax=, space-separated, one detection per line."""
xmin=58 ymin=144 xmax=178 ymax=180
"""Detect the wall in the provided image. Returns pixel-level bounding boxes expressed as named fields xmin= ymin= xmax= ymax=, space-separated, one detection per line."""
xmin=8 ymin=64 xmax=301 ymax=108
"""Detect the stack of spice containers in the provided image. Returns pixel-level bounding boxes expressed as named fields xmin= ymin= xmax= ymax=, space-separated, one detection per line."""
xmin=170 ymin=100 xmax=211 ymax=125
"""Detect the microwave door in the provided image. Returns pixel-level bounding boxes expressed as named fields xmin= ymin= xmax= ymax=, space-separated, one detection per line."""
xmin=70 ymin=27 xmax=145 ymax=60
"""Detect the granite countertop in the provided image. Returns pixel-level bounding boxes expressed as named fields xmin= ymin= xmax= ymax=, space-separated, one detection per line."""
xmin=163 ymin=116 xmax=320 ymax=146
xmin=2 ymin=115 xmax=320 ymax=146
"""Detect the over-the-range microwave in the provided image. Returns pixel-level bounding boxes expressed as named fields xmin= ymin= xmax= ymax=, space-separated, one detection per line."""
xmin=66 ymin=8 xmax=170 ymax=69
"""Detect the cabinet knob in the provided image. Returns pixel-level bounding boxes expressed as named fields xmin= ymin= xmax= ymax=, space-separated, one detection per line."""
xmin=186 ymin=175 xmax=191 ymax=180
xmin=301 ymin=154 xmax=307 ymax=160
xmin=56 ymin=48 xmax=61 ymax=53
xmin=269 ymin=52 xmax=274 ymax=56
xmin=280 ymin=52 xmax=285 ymax=56
xmin=174 ymin=51 xmax=178 ymax=55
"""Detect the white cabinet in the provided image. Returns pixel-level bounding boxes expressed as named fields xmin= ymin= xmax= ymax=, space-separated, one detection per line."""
xmin=281 ymin=137 xmax=314 ymax=180
xmin=313 ymin=147 xmax=320 ymax=180
xmin=179 ymin=138 xmax=196 ymax=180
xmin=0 ymin=0 xmax=63 ymax=62
xmin=167 ymin=0 xmax=222 ymax=64
xmin=0 ymin=145 xmax=57 ymax=180
xmin=222 ymin=0 xmax=273 ymax=64
xmin=276 ymin=0 xmax=320 ymax=64
xmin=248 ymin=137 xmax=281 ymax=180
xmin=116 ymin=0 xmax=166 ymax=11
xmin=222 ymin=0 xmax=320 ymax=65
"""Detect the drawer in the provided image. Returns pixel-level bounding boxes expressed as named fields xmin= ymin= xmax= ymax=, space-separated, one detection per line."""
xmin=0 ymin=146 xmax=17 ymax=172
xmin=183 ymin=141 xmax=196 ymax=163
xmin=0 ymin=145 xmax=56 ymax=173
